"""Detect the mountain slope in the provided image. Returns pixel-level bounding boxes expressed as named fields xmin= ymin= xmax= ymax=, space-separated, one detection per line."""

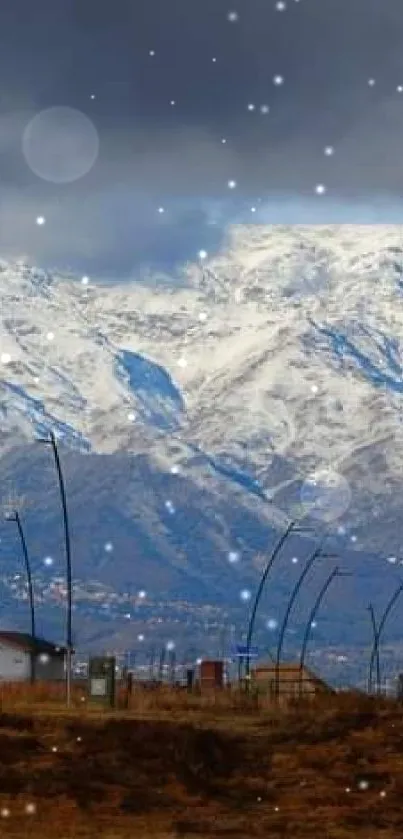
xmin=2 ymin=227 xmax=403 ymax=535
xmin=2 ymin=227 xmax=403 ymax=676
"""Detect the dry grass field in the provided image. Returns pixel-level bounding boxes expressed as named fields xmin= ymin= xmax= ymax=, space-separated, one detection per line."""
xmin=0 ymin=681 xmax=402 ymax=838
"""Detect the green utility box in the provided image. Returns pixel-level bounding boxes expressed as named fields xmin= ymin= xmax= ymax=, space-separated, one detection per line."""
xmin=88 ymin=656 xmax=116 ymax=708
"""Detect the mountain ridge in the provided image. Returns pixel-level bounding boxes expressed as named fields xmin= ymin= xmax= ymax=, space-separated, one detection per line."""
xmin=1 ymin=225 xmax=403 ymax=678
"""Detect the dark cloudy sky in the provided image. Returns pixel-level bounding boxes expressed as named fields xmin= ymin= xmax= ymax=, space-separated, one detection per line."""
xmin=0 ymin=0 xmax=402 ymax=279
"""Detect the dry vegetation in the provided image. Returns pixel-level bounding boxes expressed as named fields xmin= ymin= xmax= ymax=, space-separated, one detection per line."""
xmin=0 ymin=681 xmax=402 ymax=838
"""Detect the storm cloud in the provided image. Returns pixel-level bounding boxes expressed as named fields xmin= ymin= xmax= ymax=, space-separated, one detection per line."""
xmin=0 ymin=0 xmax=402 ymax=277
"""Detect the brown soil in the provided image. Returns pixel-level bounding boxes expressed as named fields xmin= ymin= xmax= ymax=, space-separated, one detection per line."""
xmin=0 ymin=688 xmax=402 ymax=838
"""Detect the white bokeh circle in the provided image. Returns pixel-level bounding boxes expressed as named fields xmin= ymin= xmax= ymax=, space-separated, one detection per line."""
xmin=300 ymin=467 xmax=352 ymax=523
xmin=22 ymin=106 xmax=99 ymax=184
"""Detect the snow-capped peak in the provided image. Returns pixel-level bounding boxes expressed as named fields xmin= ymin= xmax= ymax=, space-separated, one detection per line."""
xmin=1 ymin=224 xmax=403 ymax=544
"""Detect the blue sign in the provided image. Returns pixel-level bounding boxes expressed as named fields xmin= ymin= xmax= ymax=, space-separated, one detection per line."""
xmin=234 ymin=644 xmax=259 ymax=658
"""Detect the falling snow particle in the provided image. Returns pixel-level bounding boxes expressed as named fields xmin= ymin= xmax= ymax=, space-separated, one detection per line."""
xmin=266 ymin=618 xmax=278 ymax=630
xmin=39 ymin=653 xmax=50 ymax=664
xmin=273 ymin=75 xmax=284 ymax=85
xmin=227 ymin=11 xmax=239 ymax=22
xmin=1 ymin=353 xmax=11 ymax=364
xmin=315 ymin=184 xmax=326 ymax=194
xmin=36 ymin=216 xmax=46 ymax=225
xmin=228 ymin=179 xmax=237 ymax=189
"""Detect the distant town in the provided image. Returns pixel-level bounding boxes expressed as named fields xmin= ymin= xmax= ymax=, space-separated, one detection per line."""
xmin=1 ymin=566 xmax=402 ymax=693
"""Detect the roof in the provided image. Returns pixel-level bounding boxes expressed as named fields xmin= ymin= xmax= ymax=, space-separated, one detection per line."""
xmin=252 ymin=661 xmax=334 ymax=691
xmin=0 ymin=632 xmax=68 ymax=655
xmin=253 ymin=661 xmax=315 ymax=673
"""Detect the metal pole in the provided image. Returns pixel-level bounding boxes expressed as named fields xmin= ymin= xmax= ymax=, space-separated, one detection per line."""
xmin=169 ymin=650 xmax=176 ymax=684
xmin=245 ymin=520 xmax=303 ymax=685
xmin=6 ymin=511 xmax=36 ymax=684
xmin=298 ymin=567 xmax=341 ymax=698
xmin=158 ymin=647 xmax=166 ymax=682
xmin=37 ymin=431 xmax=73 ymax=706
xmin=274 ymin=535 xmax=335 ymax=702
xmin=368 ymin=581 xmax=403 ymax=696
xmin=367 ymin=603 xmax=380 ymax=695
xmin=149 ymin=646 xmax=156 ymax=680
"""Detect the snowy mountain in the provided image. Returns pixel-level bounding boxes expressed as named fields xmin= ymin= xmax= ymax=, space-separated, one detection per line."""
xmin=2 ymin=226 xmax=403 ymax=671
xmin=2 ymin=226 xmax=403 ymax=544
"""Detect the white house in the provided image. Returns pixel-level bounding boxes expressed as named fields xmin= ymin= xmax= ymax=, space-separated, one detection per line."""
xmin=0 ymin=631 xmax=68 ymax=681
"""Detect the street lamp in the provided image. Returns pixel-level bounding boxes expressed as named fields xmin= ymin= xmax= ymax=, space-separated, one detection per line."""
xmin=37 ymin=430 xmax=73 ymax=706
xmin=298 ymin=568 xmax=352 ymax=698
xmin=274 ymin=534 xmax=337 ymax=702
xmin=368 ymin=580 xmax=403 ymax=696
xmin=244 ymin=520 xmax=311 ymax=685
xmin=5 ymin=510 xmax=36 ymax=684
xmin=367 ymin=603 xmax=380 ymax=695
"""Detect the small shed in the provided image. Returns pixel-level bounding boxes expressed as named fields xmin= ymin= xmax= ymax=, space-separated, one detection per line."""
xmin=0 ymin=631 xmax=68 ymax=681
xmin=251 ymin=661 xmax=334 ymax=698
xmin=199 ymin=659 xmax=224 ymax=690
